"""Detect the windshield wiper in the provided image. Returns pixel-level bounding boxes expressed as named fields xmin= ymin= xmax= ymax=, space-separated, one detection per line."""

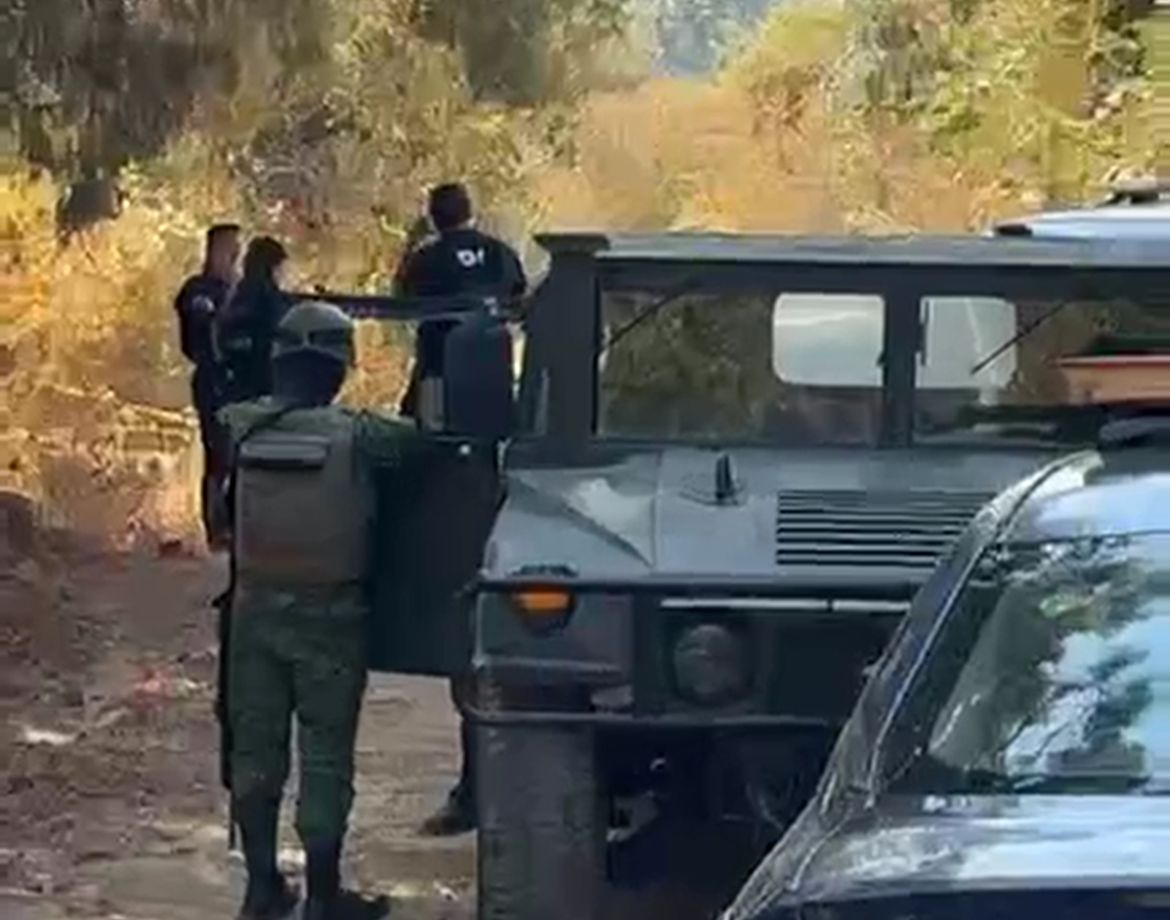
xmin=970 ymin=300 xmax=1073 ymax=375
xmin=971 ymin=768 xmax=1151 ymax=795
xmin=895 ymin=753 xmax=1152 ymax=796
xmin=937 ymin=763 xmax=1151 ymax=795
xmin=598 ymin=276 xmax=701 ymax=360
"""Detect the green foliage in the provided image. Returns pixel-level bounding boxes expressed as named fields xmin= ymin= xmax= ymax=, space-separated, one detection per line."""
xmin=726 ymin=1 xmax=850 ymax=132
xmin=410 ymin=0 xmax=634 ymax=103
xmin=843 ymin=0 xmax=1155 ymax=203
xmin=4 ymin=0 xmax=636 ymax=185
xmin=6 ymin=0 xmax=296 ymax=176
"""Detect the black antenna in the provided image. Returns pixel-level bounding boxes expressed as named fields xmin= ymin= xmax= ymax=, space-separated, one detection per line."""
xmin=714 ymin=453 xmax=737 ymax=505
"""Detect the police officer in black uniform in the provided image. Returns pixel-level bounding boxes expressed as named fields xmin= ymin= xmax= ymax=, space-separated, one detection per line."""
xmin=394 ymin=183 xmax=526 ymax=428
xmin=174 ymin=222 xmax=242 ymax=549
xmin=393 ymin=183 xmax=527 ymax=836
xmin=218 ymin=236 xmax=292 ymax=406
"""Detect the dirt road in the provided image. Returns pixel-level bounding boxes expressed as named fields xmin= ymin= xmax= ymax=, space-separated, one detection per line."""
xmin=1 ymin=549 xmax=474 ymax=920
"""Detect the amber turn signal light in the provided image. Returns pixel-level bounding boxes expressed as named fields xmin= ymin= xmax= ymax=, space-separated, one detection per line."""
xmin=512 ymin=588 xmax=572 ymax=615
xmin=510 ymin=587 xmax=574 ymax=632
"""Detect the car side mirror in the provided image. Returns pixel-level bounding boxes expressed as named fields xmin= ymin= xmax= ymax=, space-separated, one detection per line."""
xmin=442 ymin=312 xmax=516 ymax=440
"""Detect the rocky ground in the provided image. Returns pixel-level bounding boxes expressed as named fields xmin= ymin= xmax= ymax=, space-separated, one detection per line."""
xmin=1 ymin=544 xmax=475 ymax=920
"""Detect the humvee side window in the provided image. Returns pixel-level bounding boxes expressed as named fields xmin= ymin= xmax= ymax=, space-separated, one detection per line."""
xmin=914 ymin=295 xmax=1165 ymax=441
xmin=598 ymin=290 xmax=883 ymax=445
xmin=918 ymin=297 xmax=1018 ymax=392
xmin=771 ymin=293 xmax=884 ymax=387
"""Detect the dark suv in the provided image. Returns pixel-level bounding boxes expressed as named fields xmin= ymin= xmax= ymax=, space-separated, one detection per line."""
xmin=723 ymin=423 xmax=1170 ymax=920
xmin=335 ymin=231 xmax=1169 ymax=919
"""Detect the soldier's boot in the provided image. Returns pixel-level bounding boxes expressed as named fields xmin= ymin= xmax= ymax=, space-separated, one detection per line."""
xmin=418 ymin=783 xmax=476 ymax=837
xmin=237 ymin=797 xmax=299 ymax=920
xmin=418 ymin=718 xmax=476 ymax=837
xmin=302 ymin=839 xmax=389 ymax=920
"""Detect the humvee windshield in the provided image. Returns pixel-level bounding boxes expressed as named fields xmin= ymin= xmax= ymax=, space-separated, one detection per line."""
xmin=598 ymin=288 xmax=1167 ymax=444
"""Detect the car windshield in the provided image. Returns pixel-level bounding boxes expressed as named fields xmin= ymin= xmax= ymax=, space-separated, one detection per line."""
xmin=892 ymin=532 xmax=1170 ymax=794
xmin=598 ymin=287 xmax=1168 ymax=445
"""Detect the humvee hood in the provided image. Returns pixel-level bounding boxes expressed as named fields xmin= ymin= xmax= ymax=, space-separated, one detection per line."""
xmin=485 ymin=445 xmax=1053 ymax=583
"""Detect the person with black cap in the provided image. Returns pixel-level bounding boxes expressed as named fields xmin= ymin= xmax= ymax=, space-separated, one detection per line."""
xmin=392 ymin=183 xmax=527 ymax=836
xmin=393 ymin=182 xmax=527 ymax=430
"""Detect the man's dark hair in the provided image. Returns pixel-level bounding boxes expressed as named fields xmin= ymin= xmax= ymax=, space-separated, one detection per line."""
xmin=242 ymin=236 xmax=289 ymax=282
xmin=206 ymin=223 xmax=241 ymax=250
xmin=427 ymin=183 xmax=473 ymax=232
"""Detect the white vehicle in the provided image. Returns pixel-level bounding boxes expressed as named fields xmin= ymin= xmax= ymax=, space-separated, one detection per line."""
xmin=994 ymin=179 xmax=1170 ymax=240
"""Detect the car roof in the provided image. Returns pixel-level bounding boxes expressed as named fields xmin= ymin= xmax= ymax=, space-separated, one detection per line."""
xmin=535 ymin=231 xmax=1170 ymax=269
xmin=1000 ymin=448 xmax=1170 ymax=543
xmin=994 ymin=182 xmax=1170 ymax=240
xmin=995 ymin=203 xmax=1170 ymax=240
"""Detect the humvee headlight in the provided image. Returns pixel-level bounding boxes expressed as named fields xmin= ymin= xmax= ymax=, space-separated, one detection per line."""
xmin=510 ymin=587 xmax=574 ymax=632
xmin=671 ymin=623 xmax=749 ymax=705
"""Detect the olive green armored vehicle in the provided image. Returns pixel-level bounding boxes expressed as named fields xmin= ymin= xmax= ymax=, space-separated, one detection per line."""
xmin=310 ymin=231 xmax=1169 ymax=920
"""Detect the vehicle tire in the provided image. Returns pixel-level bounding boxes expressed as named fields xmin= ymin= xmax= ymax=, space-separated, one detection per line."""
xmin=476 ymin=709 xmax=604 ymax=920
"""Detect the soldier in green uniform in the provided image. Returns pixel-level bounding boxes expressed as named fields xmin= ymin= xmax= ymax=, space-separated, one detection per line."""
xmin=220 ymin=300 xmax=420 ymax=920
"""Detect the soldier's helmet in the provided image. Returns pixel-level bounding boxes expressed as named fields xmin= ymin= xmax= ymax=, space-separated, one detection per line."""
xmin=273 ymin=300 xmax=356 ymax=366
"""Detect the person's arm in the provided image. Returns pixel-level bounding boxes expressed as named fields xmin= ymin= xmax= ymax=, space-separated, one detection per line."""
xmin=173 ymin=278 xmax=192 ymax=318
xmin=175 ymin=278 xmax=215 ymax=364
xmin=391 ymin=258 xmax=411 ymax=298
xmin=260 ymin=283 xmax=288 ymax=335
xmin=174 ymin=280 xmax=195 ymax=362
xmin=355 ymin=410 xmax=433 ymax=468
xmin=395 ymin=248 xmax=428 ymax=298
xmin=214 ymin=290 xmax=254 ymax=380
xmin=392 ymin=235 xmax=434 ymax=418
xmin=392 ymin=252 xmax=425 ymax=421
xmin=212 ymin=404 xmax=244 ymax=535
xmin=398 ymin=376 xmax=419 ymax=421
xmin=392 ymin=217 xmax=432 ymax=296
xmin=506 ymin=244 xmax=528 ymax=299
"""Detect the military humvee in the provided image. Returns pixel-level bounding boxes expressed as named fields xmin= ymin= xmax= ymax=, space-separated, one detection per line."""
xmin=315 ymin=232 xmax=1169 ymax=920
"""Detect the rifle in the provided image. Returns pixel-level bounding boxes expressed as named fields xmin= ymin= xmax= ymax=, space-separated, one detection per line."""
xmin=286 ymin=291 xmax=525 ymax=323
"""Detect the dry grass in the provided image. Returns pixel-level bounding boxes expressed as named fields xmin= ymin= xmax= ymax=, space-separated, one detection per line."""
xmin=1 ymin=165 xmax=416 ymax=548
xmin=532 ymin=76 xmax=1004 ymax=235
xmin=1 ymin=170 xmax=231 ymax=547
xmin=535 ymin=0 xmax=1152 ymax=235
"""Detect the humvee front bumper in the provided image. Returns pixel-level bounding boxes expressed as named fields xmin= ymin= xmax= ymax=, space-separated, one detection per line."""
xmin=469 ymin=574 xmax=916 ymax=731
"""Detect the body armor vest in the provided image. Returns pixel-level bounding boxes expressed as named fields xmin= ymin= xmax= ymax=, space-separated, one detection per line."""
xmin=234 ymin=408 xmax=369 ymax=585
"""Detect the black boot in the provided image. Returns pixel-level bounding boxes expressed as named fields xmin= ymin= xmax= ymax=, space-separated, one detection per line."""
xmin=302 ymin=839 xmax=389 ymax=920
xmin=237 ymin=797 xmax=299 ymax=920
xmin=417 ymin=783 xmax=476 ymax=837
xmin=418 ymin=718 xmax=476 ymax=837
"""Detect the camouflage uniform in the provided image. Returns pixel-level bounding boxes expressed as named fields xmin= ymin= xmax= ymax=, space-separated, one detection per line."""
xmin=220 ymin=300 xmax=417 ymax=920
xmin=221 ymin=402 xmax=419 ymax=845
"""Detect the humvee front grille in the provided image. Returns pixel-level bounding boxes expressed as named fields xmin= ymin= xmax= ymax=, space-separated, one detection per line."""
xmin=774 ymin=489 xmax=993 ymax=569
